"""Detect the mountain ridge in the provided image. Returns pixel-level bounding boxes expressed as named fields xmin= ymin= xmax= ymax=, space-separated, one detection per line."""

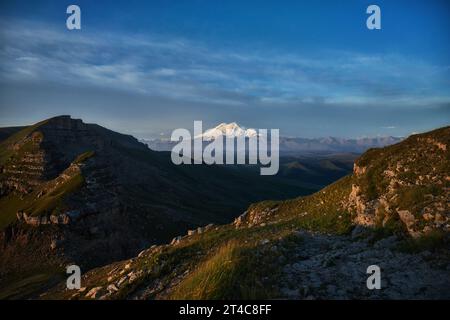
xmin=39 ymin=125 xmax=450 ymax=300
xmin=141 ymin=122 xmax=403 ymax=154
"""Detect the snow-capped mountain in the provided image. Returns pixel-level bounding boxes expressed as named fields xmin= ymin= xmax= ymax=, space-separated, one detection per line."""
xmin=140 ymin=122 xmax=403 ymax=154
xmin=195 ymin=122 xmax=258 ymax=141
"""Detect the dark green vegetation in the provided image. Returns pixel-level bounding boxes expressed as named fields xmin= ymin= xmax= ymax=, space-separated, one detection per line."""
xmin=278 ymin=154 xmax=356 ymax=187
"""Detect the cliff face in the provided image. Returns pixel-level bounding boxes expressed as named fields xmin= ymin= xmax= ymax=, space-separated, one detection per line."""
xmin=0 ymin=116 xmax=143 ymax=195
xmin=344 ymin=127 xmax=449 ymax=237
xmin=0 ymin=116 xmax=151 ymax=277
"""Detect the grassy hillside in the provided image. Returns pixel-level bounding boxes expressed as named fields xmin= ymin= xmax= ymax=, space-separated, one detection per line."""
xmin=43 ymin=175 xmax=355 ymax=300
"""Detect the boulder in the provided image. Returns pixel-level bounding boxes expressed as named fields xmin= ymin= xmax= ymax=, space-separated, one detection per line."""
xmin=170 ymin=236 xmax=182 ymax=245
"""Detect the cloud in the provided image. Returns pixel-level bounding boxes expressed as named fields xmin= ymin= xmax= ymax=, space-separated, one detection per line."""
xmin=0 ymin=19 xmax=449 ymax=139
xmin=1 ymin=19 xmax=449 ymax=110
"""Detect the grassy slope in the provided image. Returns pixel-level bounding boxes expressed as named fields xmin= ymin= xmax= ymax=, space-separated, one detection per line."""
xmin=0 ymin=152 xmax=92 ymax=229
xmin=0 ymin=126 xmax=25 ymax=143
xmin=44 ymin=175 xmax=353 ymax=300
xmin=0 ymin=120 xmax=48 ymax=164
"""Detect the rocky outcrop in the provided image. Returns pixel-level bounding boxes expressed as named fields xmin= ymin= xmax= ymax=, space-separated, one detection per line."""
xmin=233 ymin=206 xmax=279 ymax=228
xmin=16 ymin=209 xmax=94 ymax=226
xmin=353 ymin=163 xmax=366 ymax=176
xmin=343 ymin=127 xmax=450 ymax=237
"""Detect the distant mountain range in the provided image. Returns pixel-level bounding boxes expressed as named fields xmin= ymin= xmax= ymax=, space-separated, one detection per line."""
xmin=141 ymin=122 xmax=403 ymax=154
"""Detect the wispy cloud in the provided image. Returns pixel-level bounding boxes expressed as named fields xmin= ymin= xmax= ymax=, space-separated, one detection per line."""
xmin=1 ymin=19 xmax=449 ymax=109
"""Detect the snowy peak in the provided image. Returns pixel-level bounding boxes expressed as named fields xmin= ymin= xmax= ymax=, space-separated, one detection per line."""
xmin=196 ymin=122 xmax=258 ymax=140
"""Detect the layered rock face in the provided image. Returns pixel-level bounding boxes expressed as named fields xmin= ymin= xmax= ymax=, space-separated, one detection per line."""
xmin=0 ymin=116 xmax=160 ymax=273
xmin=1 ymin=131 xmax=49 ymax=194
xmin=344 ymin=127 xmax=450 ymax=237
xmin=0 ymin=115 xmax=135 ymax=196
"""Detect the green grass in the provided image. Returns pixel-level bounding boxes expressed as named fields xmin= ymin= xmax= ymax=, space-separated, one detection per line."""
xmin=169 ymin=240 xmax=278 ymax=300
xmin=396 ymin=185 xmax=442 ymax=216
xmin=0 ymin=194 xmax=25 ymax=229
xmin=0 ymin=273 xmax=55 ymax=300
xmin=247 ymin=175 xmax=354 ymax=235
xmin=0 ymin=172 xmax=84 ymax=229
xmin=169 ymin=241 xmax=244 ymax=299
xmin=27 ymin=172 xmax=84 ymax=216
xmin=74 ymin=150 xmax=95 ymax=164
xmin=397 ymin=230 xmax=449 ymax=253
xmin=0 ymin=120 xmax=48 ymax=165
xmin=0 ymin=148 xmax=92 ymax=229
xmin=68 ymin=175 xmax=354 ymax=300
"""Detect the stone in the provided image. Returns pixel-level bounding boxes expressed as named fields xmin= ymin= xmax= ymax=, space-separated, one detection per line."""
xmin=85 ymin=286 xmax=103 ymax=299
xmin=397 ymin=209 xmax=419 ymax=236
xmin=117 ymin=276 xmax=128 ymax=287
xmin=50 ymin=240 xmax=58 ymax=250
xmin=16 ymin=211 xmax=23 ymax=220
xmin=128 ymin=271 xmax=142 ymax=283
xmin=435 ymin=213 xmax=445 ymax=223
xmin=374 ymin=235 xmax=398 ymax=249
xmin=50 ymin=215 xmax=59 ymax=224
xmin=138 ymin=249 xmax=147 ymax=258
xmin=107 ymin=284 xmax=119 ymax=293
xmin=170 ymin=236 xmax=182 ymax=245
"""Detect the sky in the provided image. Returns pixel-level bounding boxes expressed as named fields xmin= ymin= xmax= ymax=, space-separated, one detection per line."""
xmin=0 ymin=0 xmax=449 ymax=139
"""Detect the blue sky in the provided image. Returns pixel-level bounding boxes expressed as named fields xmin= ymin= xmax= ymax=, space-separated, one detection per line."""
xmin=0 ymin=0 xmax=449 ymax=138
